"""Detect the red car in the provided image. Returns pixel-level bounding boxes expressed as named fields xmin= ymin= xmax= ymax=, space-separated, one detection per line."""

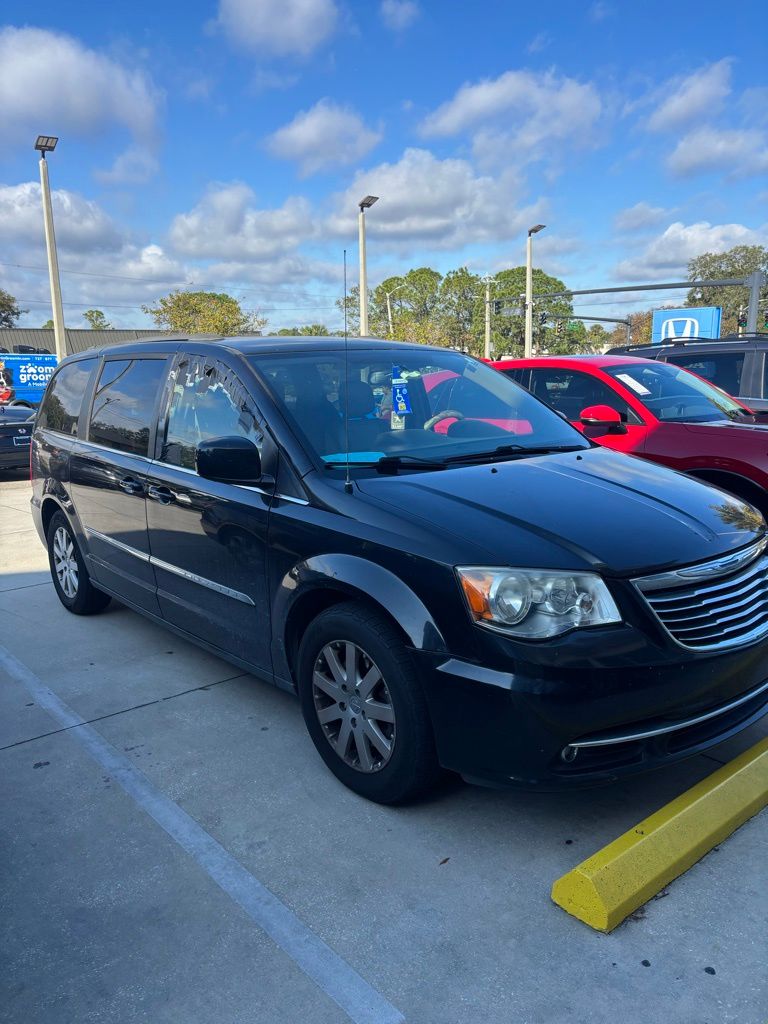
xmin=492 ymin=355 xmax=768 ymax=516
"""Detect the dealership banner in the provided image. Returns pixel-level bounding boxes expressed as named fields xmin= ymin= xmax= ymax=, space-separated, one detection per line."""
xmin=651 ymin=307 xmax=722 ymax=343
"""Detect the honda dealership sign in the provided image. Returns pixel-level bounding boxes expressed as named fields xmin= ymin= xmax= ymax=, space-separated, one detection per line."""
xmin=651 ymin=306 xmax=722 ymax=343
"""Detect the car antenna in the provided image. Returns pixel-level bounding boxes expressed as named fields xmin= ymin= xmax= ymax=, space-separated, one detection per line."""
xmin=343 ymin=249 xmax=353 ymax=494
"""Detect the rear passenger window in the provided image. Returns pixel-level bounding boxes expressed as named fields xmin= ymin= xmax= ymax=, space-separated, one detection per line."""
xmin=88 ymin=358 xmax=167 ymax=456
xmin=665 ymin=352 xmax=744 ymax=396
xmin=161 ymin=355 xmax=263 ymax=470
xmin=37 ymin=358 xmax=97 ymax=435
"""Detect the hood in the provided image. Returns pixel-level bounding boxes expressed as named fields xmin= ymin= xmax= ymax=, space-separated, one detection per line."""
xmin=356 ymin=447 xmax=764 ymax=576
xmin=684 ymin=419 xmax=768 ymax=437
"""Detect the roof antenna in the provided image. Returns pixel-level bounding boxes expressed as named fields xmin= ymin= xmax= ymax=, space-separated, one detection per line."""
xmin=343 ymin=249 xmax=353 ymax=494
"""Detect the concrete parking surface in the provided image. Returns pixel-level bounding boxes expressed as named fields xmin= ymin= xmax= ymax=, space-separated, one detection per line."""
xmin=1 ymin=468 xmax=766 ymax=1024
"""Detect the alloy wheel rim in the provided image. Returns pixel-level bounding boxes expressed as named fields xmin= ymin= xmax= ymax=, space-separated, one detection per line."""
xmin=53 ymin=526 xmax=78 ymax=599
xmin=312 ymin=641 xmax=396 ymax=773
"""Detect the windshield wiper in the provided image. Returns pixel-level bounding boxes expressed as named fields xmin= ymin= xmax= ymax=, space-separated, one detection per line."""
xmin=375 ymin=454 xmax=447 ymax=473
xmin=443 ymin=442 xmax=586 ymax=464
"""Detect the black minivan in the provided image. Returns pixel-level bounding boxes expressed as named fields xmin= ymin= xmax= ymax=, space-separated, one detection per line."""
xmin=31 ymin=337 xmax=768 ymax=802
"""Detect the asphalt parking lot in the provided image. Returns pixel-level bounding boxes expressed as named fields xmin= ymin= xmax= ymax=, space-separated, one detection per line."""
xmin=1 ymin=468 xmax=766 ymax=1024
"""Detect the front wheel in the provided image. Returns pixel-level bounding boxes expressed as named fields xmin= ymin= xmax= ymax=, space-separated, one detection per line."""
xmin=297 ymin=602 xmax=440 ymax=804
xmin=47 ymin=511 xmax=111 ymax=615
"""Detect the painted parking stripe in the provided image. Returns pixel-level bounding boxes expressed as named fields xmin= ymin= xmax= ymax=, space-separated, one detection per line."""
xmin=0 ymin=645 xmax=404 ymax=1024
xmin=552 ymin=736 xmax=768 ymax=932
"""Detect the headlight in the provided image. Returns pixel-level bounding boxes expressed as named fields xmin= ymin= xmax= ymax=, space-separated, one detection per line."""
xmin=456 ymin=566 xmax=621 ymax=639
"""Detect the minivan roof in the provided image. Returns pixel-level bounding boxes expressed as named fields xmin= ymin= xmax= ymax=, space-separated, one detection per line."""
xmin=63 ymin=335 xmax=443 ymax=360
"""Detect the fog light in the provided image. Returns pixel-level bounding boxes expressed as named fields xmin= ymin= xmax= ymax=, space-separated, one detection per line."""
xmin=560 ymin=745 xmax=578 ymax=763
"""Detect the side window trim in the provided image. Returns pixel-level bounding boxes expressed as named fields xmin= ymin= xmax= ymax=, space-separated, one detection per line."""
xmin=37 ymin=357 xmax=98 ymax=438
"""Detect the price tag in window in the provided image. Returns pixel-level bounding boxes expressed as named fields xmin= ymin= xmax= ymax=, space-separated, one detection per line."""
xmin=616 ymin=373 xmax=651 ymax=396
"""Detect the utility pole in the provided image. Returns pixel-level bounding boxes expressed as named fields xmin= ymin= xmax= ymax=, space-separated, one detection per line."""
xmin=35 ymin=136 xmax=66 ymax=361
xmin=524 ymin=224 xmax=545 ymax=359
xmin=483 ymin=276 xmax=492 ymax=359
xmin=357 ymin=195 xmax=378 ymax=336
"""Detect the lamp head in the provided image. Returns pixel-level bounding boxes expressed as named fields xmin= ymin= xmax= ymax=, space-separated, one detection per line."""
xmin=35 ymin=135 xmax=59 ymax=156
xmin=359 ymin=195 xmax=379 ymax=210
xmin=528 ymin=223 xmax=546 ymax=235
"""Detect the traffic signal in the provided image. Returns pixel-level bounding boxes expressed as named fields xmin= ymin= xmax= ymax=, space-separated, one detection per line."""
xmin=539 ymin=312 xmax=547 ymax=325
xmin=493 ymin=300 xmax=503 ymax=315
xmin=555 ymin=321 xmax=563 ymax=336
xmin=737 ymin=310 xmax=748 ymax=328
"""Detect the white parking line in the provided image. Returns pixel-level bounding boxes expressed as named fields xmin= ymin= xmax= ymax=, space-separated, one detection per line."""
xmin=0 ymin=645 xmax=405 ymax=1024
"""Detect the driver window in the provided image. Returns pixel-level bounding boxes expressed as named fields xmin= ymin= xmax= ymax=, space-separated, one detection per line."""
xmin=162 ymin=356 xmax=263 ymax=470
xmin=528 ymin=369 xmax=636 ymax=423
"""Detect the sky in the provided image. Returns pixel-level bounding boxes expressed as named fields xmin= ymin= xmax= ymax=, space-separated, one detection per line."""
xmin=1 ymin=0 xmax=766 ymax=332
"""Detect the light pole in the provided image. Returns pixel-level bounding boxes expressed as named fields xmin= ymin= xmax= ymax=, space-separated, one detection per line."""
xmin=524 ymin=223 xmax=545 ymax=359
xmin=385 ymin=282 xmax=407 ymax=337
xmin=482 ymin=275 xmax=494 ymax=359
xmin=358 ymin=195 xmax=378 ymax=336
xmin=35 ymin=136 xmax=67 ymax=362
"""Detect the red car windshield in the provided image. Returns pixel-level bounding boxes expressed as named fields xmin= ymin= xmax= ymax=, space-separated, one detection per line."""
xmin=603 ymin=362 xmax=749 ymax=423
xmin=253 ymin=348 xmax=587 ymax=468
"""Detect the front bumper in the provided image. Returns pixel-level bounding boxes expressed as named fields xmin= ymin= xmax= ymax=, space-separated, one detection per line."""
xmin=412 ymin=633 xmax=768 ymax=788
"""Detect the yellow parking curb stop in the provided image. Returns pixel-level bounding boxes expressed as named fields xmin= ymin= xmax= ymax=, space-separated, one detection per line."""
xmin=551 ymin=737 xmax=768 ymax=932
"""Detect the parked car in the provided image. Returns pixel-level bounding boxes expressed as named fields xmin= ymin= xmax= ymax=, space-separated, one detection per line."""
xmin=607 ymin=333 xmax=768 ymax=412
xmin=32 ymin=338 xmax=768 ymax=803
xmin=495 ymin=354 xmax=768 ymax=518
xmin=0 ymin=404 xmax=34 ymax=470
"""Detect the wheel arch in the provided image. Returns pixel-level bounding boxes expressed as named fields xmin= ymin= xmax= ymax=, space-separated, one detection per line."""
xmin=276 ymin=554 xmax=448 ymax=690
xmin=686 ymin=468 xmax=768 ymax=516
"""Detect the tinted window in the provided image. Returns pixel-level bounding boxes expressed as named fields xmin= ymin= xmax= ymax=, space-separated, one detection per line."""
xmin=527 ymin=369 xmax=636 ymax=423
xmin=161 ymin=356 xmax=263 ymax=470
xmin=89 ymin=358 xmax=166 ymax=456
xmin=37 ymin=358 xmax=97 ymax=435
xmin=665 ymin=352 xmax=744 ymax=396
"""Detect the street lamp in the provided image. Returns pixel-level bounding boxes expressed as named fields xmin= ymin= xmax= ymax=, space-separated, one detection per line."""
xmin=385 ymin=282 xmax=407 ymax=337
xmin=524 ymin=223 xmax=546 ymax=359
xmin=358 ymin=195 xmax=378 ymax=336
xmin=35 ymin=135 xmax=67 ymax=361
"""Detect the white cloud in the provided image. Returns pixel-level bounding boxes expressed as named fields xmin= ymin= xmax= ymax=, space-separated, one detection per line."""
xmin=614 ymin=202 xmax=669 ymax=232
xmin=646 ymin=59 xmax=732 ymax=133
xmin=0 ymin=27 xmax=160 ymax=146
xmin=588 ymin=2 xmax=613 ymax=21
xmin=666 ymin=126 xmax=768 ymax=178
xmin=380 ymin=1 xmax=419 ymax=31
xmin=168 ymin=182 xmax=315 ymax=259
xmin=420 ymin=69 xmax=602 ymax=170
xmin=526 ymin=32 xmax=550 ymax=54
xmin=615 ymin=220 xmax=762 ymax=280
xmin=95 ymin=146 xmax=160 ymax=186
xmin=0 ymin=182 xmax=122 ymax=253
xmin=215 ymin=0 xmax=338 ymax=56
xmin=326 ymin=147 xmax=544 ymax=252
xmin=266 ymin=100 xmax=382 ymax=176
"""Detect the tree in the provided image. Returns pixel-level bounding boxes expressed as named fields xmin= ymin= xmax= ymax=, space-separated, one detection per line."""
xmin=142 ymin=291 xmax=267 ymax=336
xmin=83 ymin=309 xmax=112 ymax=330
xmin=268 ymin=324 xmax=330 ymax=336
xmin=41 ymin=319 xmax=54 ymax=329
xmin=687 ymin=245 xmax=768 ymax=335
xmin=583 ymin=323 xmax=609 ymax=352
xmin=488 ymin=268 xmax=577 ymax=358
xmin=0 ymin=288 xmax=26 ymax=328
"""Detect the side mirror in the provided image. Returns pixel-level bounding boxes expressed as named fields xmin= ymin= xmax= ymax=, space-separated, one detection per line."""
xmin=196 ymin=436 xmax=265 ymax=485
xmin=579 ymin=405 xmax=626 ymax=434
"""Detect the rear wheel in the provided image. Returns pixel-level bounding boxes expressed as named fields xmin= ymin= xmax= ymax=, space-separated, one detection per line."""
xmin=47 ymin=511 xmax=111 ymax=615
xmin=298 ymin=602 xmax=440 ymax=804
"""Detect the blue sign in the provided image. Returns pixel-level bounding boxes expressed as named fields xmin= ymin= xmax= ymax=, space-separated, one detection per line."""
xmin=0 ymin=354 xmax=58 ymax=405
xmin=651 ymin=306 xmax=722 ymax=343
xmin=391 ymin=366 xmax=412 ymax=415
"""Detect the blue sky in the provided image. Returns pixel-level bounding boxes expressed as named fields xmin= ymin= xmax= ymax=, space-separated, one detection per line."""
xmin=1 ymin=0 xmax=766 ymax=330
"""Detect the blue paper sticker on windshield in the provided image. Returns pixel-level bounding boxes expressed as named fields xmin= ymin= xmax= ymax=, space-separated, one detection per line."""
xmin=391 ymin=365 xmax=412 ymax=415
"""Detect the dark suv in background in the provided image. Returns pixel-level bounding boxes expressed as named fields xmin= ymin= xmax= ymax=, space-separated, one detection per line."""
xmin=608 ymin=333 xmax=768 ymax=411
xmin=31 ymin=337 xmax=768 ymax=803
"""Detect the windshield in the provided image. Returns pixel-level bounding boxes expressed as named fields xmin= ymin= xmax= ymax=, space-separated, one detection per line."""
xmin=252 ymin=348 xmax=587 ymax=468
xmin=603 ymin=362 xmax=748 ymax=423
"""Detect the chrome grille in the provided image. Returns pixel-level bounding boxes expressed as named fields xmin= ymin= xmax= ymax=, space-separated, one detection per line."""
xmin=635 ymin=539 xmax=768 ymax=651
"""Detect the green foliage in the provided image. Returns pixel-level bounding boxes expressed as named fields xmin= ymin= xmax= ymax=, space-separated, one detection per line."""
xmin=41 ymin=318 xmax=54 ymax=329
xmin=268 ymin=324 xmax=331 ymax=336
xmin=83 ymin=309 xmax=112 ymax=330
xmin=142 ymin=291 xmax=267 ymax=336
xmin=687 ymin=245 xmax=768 ymax=334
xmin=0 ymin=288 xmax=26 ymax=328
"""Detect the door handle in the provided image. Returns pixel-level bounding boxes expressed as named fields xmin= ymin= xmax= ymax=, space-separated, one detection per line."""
xmin=147 ymin=484 xmax=175 ymax=505
xmin=119 ymin=476 xmax=144 ymax=495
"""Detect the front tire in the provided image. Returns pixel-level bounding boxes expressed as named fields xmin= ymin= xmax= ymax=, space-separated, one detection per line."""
xmin=47 ymin=511 xmax=111 ymax=615
xmin=298 ymin=602 xmax=440 ymax=804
